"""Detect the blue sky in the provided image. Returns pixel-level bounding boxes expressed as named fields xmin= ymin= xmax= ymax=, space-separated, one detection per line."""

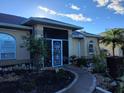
xmin=0 ymin=0 xmax=124 ymax=34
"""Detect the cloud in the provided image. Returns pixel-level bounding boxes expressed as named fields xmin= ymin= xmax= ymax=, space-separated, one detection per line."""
xmin=58 ymin=13 xmax=92 ymax=22
xmin=38 ymin=6 xmax=92 ymax=22
xmin=94 ymin=0 xmax=109 ymax=7
xmin=70 ymin=4 xmax=80 ymax=10
xmin=107 ymin=0 xmax=124 ymax=14
xmin=93 ymin=0 xmax=124 ymax=14
xmin=38 ymin=6 xmax=56 ymax=15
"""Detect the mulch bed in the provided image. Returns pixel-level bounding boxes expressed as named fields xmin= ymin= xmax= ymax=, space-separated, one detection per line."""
xmin=0 ymin=69 xmax=75 ymax=93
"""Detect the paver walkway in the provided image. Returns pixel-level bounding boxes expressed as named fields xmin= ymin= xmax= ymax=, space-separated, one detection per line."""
xmin=63 ymin=65 xmax=96 ymax=93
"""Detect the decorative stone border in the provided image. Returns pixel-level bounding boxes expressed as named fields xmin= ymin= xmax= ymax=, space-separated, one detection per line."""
xmin=56 ymin=68 xmax=79 ymax=93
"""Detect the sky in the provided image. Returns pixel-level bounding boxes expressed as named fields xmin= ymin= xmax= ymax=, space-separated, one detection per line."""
xmin=0 ymin=0 xmax=124 ymax=34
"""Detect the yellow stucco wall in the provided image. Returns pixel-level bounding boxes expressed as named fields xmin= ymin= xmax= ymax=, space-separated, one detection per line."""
xmin=0 ymin=28 xmax=30 ymax=60
xmin=86 ymin=37 xmax=100 ymax=56
xmin=72 ymin=36 xmax=100 ymax=57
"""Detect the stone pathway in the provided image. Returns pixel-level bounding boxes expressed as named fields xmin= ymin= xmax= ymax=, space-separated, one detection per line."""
xmin=63 ymin=65 xmax=96 ymax=93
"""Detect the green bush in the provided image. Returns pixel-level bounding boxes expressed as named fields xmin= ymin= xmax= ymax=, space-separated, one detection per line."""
xmin=76 ymin=57 xmax=87 ymax=67
xmin=57 ymin=69 xmax=68 ymax=79
xmin=70 ymin=55 xmax=88 ymax=67
xmin=92 ymin=53 xmax=107 ymax=73
xmin=70 ymin=55 xmax=78 ymax=64
xmin=93 ymin=63 xmax=107 ymax=73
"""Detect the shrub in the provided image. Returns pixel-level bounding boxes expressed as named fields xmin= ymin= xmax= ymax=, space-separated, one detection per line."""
xmin=76 ymin=57 xmax=87 ymax=67
xmin=92 ymin=54 xmax=107 ymax=73
xmin=93 ymin=63 xmax=107 ymax=73
xmin=70 ymin=55 xmax=78 ymax=65
xmin=70 ymin=56 xmax=88 ymax=67
xmin=56 ymin=69 xmax=68 ymax=79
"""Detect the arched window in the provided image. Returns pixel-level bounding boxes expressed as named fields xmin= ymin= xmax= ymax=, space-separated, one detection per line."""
xmin=88 ymin=40 xmax=94 ymax=54
xmin=0 ymin=33 xmax=16 ymax=60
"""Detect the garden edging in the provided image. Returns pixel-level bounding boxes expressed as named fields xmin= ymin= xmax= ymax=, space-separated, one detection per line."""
xmin=56 ymin=68 xmax=79 ymax=93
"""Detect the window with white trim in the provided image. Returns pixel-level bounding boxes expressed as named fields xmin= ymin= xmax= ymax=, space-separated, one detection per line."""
xmin=88 ymin=40 xmax=94 ymax=54
xmin=0 ymin=33 xmax=16 ymax=60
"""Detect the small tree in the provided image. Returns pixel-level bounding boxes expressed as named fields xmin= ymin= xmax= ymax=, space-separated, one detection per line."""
xmin=22 ymin=35 xmax=47 ymax=71
xmin=101 ymin=28 xmax=123 ymax=56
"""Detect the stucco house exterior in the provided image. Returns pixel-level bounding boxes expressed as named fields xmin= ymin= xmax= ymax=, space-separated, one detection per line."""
xmin=100 ymin=32 xmax=124 ymax=57
xmin=0 ymin=13 xmax=100 ymax=67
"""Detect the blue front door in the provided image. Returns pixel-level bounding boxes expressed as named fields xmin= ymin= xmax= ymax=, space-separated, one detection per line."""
xmin=52 ymin=39 xmax=63 ymax=67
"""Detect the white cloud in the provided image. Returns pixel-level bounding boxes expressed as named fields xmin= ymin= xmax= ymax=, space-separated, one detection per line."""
xmin=93 ymin=0 xmax=124 ymax=15
xmin=70 ymin=4 xmax=80 ymax=10
xmin=94 ymin=0 xmax=109 ymax=7
xmin=107 ymin=0 xmax=124 ymax=14
xmin=38 ymin=6 xmax=56 ymax=15
xmin=38 ymin=6 xmax=92 ymax=22
xmin=59 ymin=13 xmax=92 ymax=22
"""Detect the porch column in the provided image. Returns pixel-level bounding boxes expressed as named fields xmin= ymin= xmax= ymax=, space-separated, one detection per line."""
xmin=78 ymin=39 xmax=81 ymax=57
xmin=68 ymin=30 xmax=73 ymax=58
xmin=33 ymin=25 xmax=44 ymax=67
xmin=84 ymin=37 xmax=88 ymax=58
xmin=33 ymin=25 xmax=44 ymax=38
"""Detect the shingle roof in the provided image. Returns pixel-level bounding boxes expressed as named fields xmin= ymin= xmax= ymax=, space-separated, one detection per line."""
xmin=81 ymin=31 xmax=101 ymax=38
xmin=22 ymin=17 xmax=83 ymax=30
xmin=0 ymin=13 xmax=82 ymax=30
xmin=0 ymin=13 xmax=27 ymax=25
xmin=72 ymin=31 xmax=101 ymax=38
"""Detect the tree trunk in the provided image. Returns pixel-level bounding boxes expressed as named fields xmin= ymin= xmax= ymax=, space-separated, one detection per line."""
xmin=121 ymin=46 xmax=124 ymax=57
xmin=34 ymin=53 xmax=41 ymax=72
xmin=112 ymin=42 xmax=115 ymax=56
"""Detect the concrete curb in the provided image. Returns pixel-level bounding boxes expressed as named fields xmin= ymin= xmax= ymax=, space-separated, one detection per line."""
xmin=89 ymin=74 xmax=97 ymax=93
xmin=56 ymin=68 xmax=79 ymax=93
xmin=96 ymin=87 xmax=112 ymax=93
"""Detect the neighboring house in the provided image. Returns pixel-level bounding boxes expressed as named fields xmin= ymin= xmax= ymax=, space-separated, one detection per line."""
xmin=100 ymin=42 xmax=123 ymax=57
xmin=100 ymin=32 xmax=124 ymax=57
xmin=0 ymin=13 xmax=100 ymax=67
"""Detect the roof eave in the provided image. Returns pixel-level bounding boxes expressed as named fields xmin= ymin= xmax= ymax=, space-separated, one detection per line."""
xmin=0 ymin=22 xmax=32 ymax=31
xmin=22 ymin=19 xmax=83 ymax=30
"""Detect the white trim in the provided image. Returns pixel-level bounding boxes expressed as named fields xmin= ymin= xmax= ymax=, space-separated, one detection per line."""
xmin=45 ymin=38 xmax=68 ymax=41
xmin=52 ymin=39 xmax=63 ymax=67
xmin=88 ymin=41 xmax=94 ymax=55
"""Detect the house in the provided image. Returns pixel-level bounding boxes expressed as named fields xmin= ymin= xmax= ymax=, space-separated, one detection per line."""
xmin=100 ymin=32 xmax=124 ymax=57
xmin=100 ymin=43 xmax=123 ymax=57
xmin=0 ymin=13 xmax=100 ymax=67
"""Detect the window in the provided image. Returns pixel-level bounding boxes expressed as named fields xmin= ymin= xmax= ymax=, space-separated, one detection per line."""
xmin=88 ymin=40 xmax=94 ymax=54
xmin=0 ymin=33 xmax=16 ymax=60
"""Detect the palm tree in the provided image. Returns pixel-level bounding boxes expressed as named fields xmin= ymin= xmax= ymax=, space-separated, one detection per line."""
xmin=101 ymin=28 xmax=123 ymax=56
xmin=117 ymin=32 xmax=124 ymax=56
